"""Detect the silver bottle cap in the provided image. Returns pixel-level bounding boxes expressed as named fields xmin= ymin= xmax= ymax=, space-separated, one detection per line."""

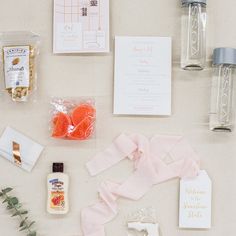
xmin=213 ymin=48 xmax=236 ymax=65
xmin=181 ymin=0 xmax=207 ymax=5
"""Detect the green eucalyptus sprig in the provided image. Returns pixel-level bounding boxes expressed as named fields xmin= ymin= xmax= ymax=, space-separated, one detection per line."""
xmin=0 ymin=187 xmax=37 ymax=236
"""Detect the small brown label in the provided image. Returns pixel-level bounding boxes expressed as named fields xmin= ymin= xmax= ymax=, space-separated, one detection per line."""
xmin=13 ymin=141 xmax=22 ymax=166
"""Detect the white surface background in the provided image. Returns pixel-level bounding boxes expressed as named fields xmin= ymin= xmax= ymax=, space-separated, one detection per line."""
xmin=0 ymin=0 xmax=236 ymax=235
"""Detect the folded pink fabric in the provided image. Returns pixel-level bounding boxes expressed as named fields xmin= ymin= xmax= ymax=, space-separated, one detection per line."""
xmin=82 ymin=134 xmax=200 ymax=236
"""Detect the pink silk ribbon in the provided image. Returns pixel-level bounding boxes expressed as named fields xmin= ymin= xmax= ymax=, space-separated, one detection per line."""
xmin=82 ymin=133 xmax=200 ymax=236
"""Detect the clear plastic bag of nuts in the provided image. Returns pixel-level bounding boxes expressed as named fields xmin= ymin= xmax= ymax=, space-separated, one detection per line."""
xmin=0 ymin=31 xmax=40 ymax=102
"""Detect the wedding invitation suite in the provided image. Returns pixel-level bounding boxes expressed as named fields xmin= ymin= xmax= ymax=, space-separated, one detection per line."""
xmin=114 ymin=36 xmax=172 ymax=116
xmin=179 ymin=170 xmax=212 ymax=229
xmin=53 ymin=0 xmax=109 ymax=53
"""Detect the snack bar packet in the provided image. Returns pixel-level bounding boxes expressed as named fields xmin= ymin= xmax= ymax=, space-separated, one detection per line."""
xmin=0 ymin=31 xmax=40 ymax=102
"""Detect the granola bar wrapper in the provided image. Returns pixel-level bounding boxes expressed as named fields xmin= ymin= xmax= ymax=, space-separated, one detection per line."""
xmin=0 ymin=31 xmax=40 ymax=102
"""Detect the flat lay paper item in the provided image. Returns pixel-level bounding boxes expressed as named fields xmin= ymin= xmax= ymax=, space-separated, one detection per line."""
xmin=53 ymin=0 xmax=109 ymax=53
xmin=179 ymin=170 xmax=212 ymax=229
xmin=0 ymin=127 xmax=44 ymax=172
xmin=113 ymin=36 xmax=172 ymax=116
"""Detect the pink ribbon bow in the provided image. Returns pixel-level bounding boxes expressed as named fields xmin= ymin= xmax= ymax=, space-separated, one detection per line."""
xmin=82 ymin=133 xmax=200 ymax=236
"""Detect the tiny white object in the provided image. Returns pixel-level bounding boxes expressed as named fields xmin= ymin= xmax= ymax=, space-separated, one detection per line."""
xmin=0 ymin=126 xmax=44 ymax=172
xmin=128 ymin=222 xmax=159 ymax=236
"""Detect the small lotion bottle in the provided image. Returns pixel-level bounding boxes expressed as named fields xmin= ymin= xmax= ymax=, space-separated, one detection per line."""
xmin=47 ymin=163 xmax=69 ymax=214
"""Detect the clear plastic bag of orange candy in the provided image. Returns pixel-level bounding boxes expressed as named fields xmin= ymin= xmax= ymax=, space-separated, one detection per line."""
xmin=50 ymin=97 xmax=96 ymax=140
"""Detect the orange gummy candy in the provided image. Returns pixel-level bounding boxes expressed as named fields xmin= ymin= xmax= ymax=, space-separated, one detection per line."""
xmin=52 ymin=112 xmax=72 ymax=138
xmin=67 ymin=116 xmax=94 ymax=140
xmin=71 ymin=104 xmax=95 ymax=126
xmin=52 ymin=104 xmax=95 ymax=140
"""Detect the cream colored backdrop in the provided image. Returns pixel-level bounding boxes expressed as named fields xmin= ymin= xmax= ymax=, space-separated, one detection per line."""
xmin=0 ymin=0 xmax=236 ymax=235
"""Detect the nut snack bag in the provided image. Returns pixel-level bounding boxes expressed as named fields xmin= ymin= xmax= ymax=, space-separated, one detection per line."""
xmin=0 ymin=31 xmax=40 ymax=102
xmin=50 ymin=98 xmax=96 ymax=140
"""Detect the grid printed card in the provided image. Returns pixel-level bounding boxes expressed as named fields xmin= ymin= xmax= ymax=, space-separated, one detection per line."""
xmin=53 ymin=0 xmax=109 ymax=53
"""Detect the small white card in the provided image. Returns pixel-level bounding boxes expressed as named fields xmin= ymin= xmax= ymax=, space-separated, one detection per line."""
xmin=179 ymin=170 xmax=212 ymax=229
xmin=53 ymin=0 xmax=110 ymax=53
xmin=0 ymin=127 xmax=44 ymax=172
xmin=114 ymin=36 xmax=172 ymax=116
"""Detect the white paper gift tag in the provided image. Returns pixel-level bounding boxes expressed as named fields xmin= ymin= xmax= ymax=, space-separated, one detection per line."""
xmin=179 ymin=170 xmax=212 ymax=229
xmin=0 ymin=127 xmax=44 ymax=172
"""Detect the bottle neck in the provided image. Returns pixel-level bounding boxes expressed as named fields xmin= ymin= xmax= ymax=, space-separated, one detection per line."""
xmin=182 ymin=2 xmax=206 ymax=8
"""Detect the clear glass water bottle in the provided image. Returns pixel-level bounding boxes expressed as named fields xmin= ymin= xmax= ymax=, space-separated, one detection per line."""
xmin=210 ymin=48 xmax=236 ymax=132
xmin=181 ymin=0 xmax=207 ymax=70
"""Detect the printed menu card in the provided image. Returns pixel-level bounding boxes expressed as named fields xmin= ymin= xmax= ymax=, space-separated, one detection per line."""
xmin=53 ymin=0 xmax=109 ymax=53
xmin=114 ymin=36 xmax=172 ymax=116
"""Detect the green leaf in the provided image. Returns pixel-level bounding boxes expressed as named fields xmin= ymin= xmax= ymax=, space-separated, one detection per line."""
xmin=15 ymin=203 xmax=22 ymax=209
xmin=10 ymin=197 xmax=19 ymax=205
xmin=20 ymin=221 xmax=25 ymax=227
xmin=20 ymin=217 xmax=28 ymax=227
xmin=7 ymin=204 xmax=14 ymax=210
xmin=2 ymin=188 xmax=13 ymax=194
xmin=19 ymin=225 xmax=28 ymax=231
xmin=13 ymin=210 xmax=28 ymax=217
xmin=12 ymin=211 xmax=21 ymax=217
xmin=8 ymin=203 xmax=22 ymax=210
xmin=20 ymin=210 xmax=28 ymax=215
xmin=0 ymin=188 xmax=37 ymax=235
xmin=3 ymin=198 xmax=9 ymax=203
xmin=27 ymin=231 xmax=36 ymax=236
xmin=28 ymin=221 xmax=35 ymax=228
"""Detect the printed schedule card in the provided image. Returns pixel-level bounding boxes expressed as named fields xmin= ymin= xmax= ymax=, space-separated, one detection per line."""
xmin=114 ymin=36 xmax=172 ymax=116
xmin=53 ymin=0 xmax=109 ymax=53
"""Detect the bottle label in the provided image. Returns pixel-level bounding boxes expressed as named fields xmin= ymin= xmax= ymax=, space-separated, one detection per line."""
xmin=3 ymin=46 xmax=30 ymax=89
xmin=49 ymin=178 xmax=65 ymax=210
xmin=189 ymin=5 xmax=200 ymax=59
xmin=219 ymin=66 xmax=232 ymax=124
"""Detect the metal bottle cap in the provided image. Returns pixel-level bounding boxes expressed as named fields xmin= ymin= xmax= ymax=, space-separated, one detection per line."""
xmin=53 ymin=163 xmax=64 ymax=173
xmin=213 ymin=48 xmax=236 ymax=65
xmin=181 ymin=0 xmax=207 ymax=5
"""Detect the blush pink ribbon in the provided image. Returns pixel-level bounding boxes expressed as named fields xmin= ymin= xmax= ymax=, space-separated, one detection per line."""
xmin=81 ymin=133 xmax=200 ymax=236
